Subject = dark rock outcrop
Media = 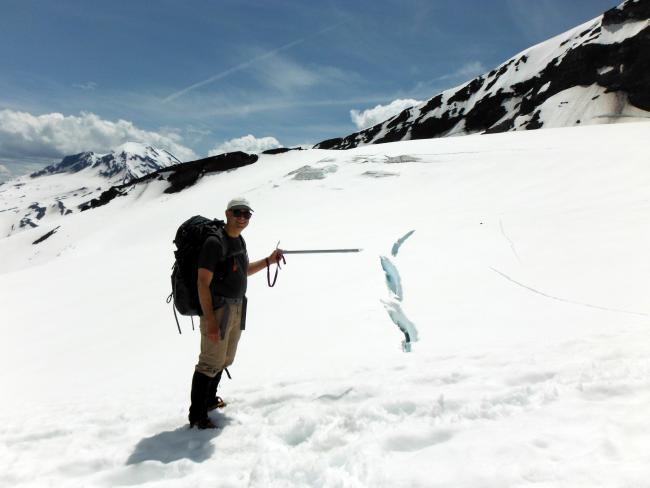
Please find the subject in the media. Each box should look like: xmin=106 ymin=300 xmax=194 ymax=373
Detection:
xmin=164 ymin=151 xmax=258 ymax=193
xmin=28 ymin=203 xmax=46 ymax=220
xmin=31 ymin=152 xmax=96 ymax=177
xmin=19 ymin=217 xmax=37 ymax=229
xmin=262 ymin=147 xmax=303 ymax=155
xmin=32 ymin=226 xmax=61 ymax=245
xmin=603 ymin=0 xmax=650 ymax=25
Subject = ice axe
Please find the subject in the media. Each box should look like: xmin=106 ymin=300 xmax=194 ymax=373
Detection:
xmin=266 ymin=242 xmax=362 ymax=286
xmin=283 ymin=248 xmax=363 ymax=254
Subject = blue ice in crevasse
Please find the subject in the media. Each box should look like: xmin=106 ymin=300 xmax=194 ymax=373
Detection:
xmin=381 ymin=299 xmax=419 ymax=352
xmin=380 ymin=256 xmax=403 ymax=300
xmin=391 ymin=230 xmax=415 ymax=257
xmin=381 ymin=230 xmax=418 ymax=352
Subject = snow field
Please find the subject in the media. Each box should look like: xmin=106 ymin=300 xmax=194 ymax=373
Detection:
xmin=1 ymin=122 xmax=649 ymax=486
xmin=2 ymin=328 xmax=649 ymax=487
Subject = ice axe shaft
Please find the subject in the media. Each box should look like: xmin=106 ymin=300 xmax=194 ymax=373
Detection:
xmin=282 ymin=249 xmax=362 ymax=254
xmin=265 ymin=247 xmax=361 ymax=288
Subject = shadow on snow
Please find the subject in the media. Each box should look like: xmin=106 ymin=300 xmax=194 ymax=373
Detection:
xmin=126 ymin=417 xmax=232 ymax=465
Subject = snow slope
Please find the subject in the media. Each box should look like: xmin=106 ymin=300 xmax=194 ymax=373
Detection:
xmin=1 ymin=123 xmax=649 ymax=487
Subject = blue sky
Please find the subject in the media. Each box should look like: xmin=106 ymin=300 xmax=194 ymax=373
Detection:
xmin=0 ymin=0 xmax=617 ymax=177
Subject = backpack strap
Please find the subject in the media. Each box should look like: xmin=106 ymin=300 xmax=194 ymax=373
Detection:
xmin=167 ymin=292 xmax=182 ymax=334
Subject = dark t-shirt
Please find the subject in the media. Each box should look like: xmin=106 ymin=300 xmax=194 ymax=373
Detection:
xmin=197 ymin=233 xmax=248 ymax=302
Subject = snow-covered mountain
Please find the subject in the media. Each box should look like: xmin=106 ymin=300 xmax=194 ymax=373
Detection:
xmin=316 ymin=0 xmax=650 ymax=149
xmin=30 ymin=142 xmax=181 ymax=184
xmin=0 ymin=142 xmax=181 ymax=236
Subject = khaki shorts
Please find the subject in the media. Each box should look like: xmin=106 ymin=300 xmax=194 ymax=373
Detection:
xmin=195 ymin=302 xmax=243 ymax=377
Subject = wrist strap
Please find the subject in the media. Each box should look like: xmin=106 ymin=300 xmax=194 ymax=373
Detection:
xmin=266 ymin=255 xmax=286 ymax=287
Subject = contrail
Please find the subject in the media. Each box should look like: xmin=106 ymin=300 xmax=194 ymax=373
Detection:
xmin=163 ymin=20 xmax=348 ymax=103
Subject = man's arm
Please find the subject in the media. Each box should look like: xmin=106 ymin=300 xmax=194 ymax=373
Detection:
xmin=197 ymin=267 xmax=220 ymax=343
xmin=248 ymin=249 xmax=285 ymax=276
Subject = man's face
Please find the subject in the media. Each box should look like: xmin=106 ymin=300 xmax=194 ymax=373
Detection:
xmin=226 ymin=207 xmax=252 ymax=231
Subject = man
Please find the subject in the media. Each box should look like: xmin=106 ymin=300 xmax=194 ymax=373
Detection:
xmin=189 ymin=197 xmax=284 ymax=429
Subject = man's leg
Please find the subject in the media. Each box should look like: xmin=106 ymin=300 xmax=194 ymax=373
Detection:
xmin=224 ymin=303 xmax=243 ymax=369
xmin=207 ymin=303 xmax=243 ymax=409
xmin=189 ymin=307 xmax=228 ymax=428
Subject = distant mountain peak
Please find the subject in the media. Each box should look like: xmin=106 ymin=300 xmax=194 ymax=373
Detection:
xmin=30 ymin=142 xmax=181 ymax=185
xmin=315 ymin=0 xmax=650 ymax=149
xmin=112 ymin=141 xmax=150 ymax=155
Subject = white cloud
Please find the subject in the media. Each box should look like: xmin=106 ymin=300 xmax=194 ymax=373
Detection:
xmin=252 ymin=56 xmax=319 ymax=92
xmin=0 ymin=109 xmax=197 ymax=162
xmin=72 ymin=81 xmax=98 ymax=91
xmin=0 ymin=164 xmax=11 ymax=184
xmin=452 ymin=61 xmax=487 ymax=80
xmin=249 ymin=54 xmax=362 ymax=94
xmin=428 ymin=61 xmax=488 ymax=84
xmin=410 ymin=60 xmax=488 ymax=98
xmin=208 ymin=135 xmax=282 ymax=156
xmin=350 ymin=99 xmax=423 ymax=130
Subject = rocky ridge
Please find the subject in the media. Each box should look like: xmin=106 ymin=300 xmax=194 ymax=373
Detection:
xmin=315 ymin=0 xmax=650 ymax=149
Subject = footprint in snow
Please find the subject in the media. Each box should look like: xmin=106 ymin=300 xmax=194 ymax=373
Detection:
xmin=384 ymin=428 xmax=454 ymax=452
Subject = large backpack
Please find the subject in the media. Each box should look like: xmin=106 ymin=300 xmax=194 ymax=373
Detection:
xmin=167 ymin=215 xmax=245 ymax=333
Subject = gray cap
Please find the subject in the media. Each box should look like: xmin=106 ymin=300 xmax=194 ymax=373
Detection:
xmin=226 ymin=197 xmax=253 ymax=212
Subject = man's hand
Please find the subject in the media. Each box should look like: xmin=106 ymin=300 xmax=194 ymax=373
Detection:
xmin=268 ymin=248 xmax=285 ymax=265
xmin=248 ymin=248 xmax=287 ymax=276
xmin=206 ymin=316 xmax=220 ymax=343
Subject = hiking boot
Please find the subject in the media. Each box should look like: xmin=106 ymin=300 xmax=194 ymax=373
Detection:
xmin=189 ymin=370 xmax=211 ymax=424
xmin=207 ymin=396 xmax=227 ymax=411
xmin=189 ymin=417 xmax=218 ymax=430
xmin=206 ymin=370 xmax=226 ymax=411
xmin=207 ymin=371 xmax=222 ymax=397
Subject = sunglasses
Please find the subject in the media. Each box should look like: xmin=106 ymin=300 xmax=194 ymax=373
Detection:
xmin=232 ymin=208 xmax=252 ymax=219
